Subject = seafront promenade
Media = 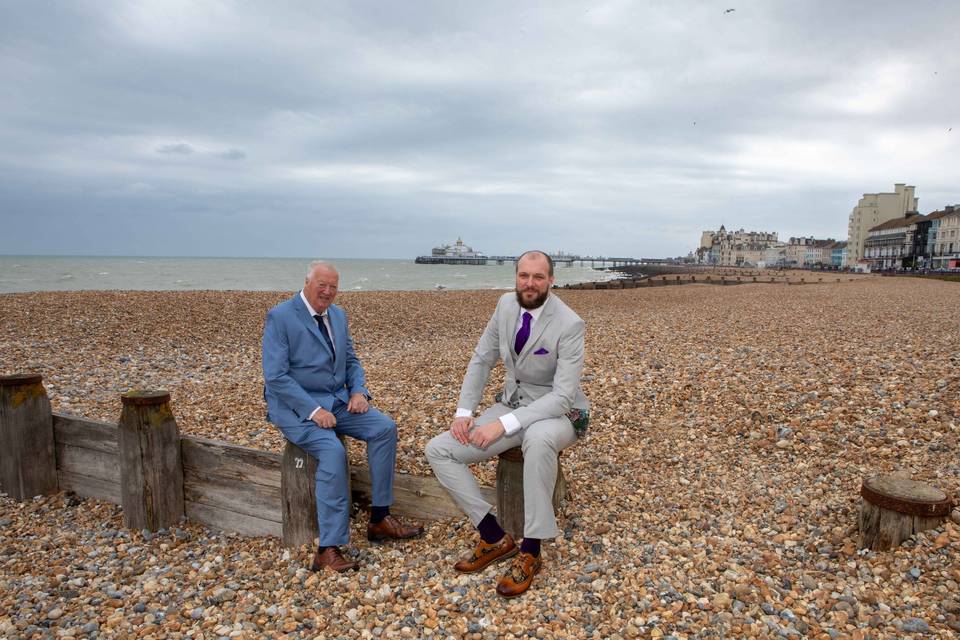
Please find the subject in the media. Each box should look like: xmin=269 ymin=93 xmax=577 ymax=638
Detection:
xmin=1 ymin=279 xmax=959 ymax=637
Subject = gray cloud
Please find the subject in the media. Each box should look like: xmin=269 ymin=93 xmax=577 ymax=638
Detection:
xmin=219 ymin=149 xmax=246 ymax=160
xmin=1 ymin=1 xmax=958 ymax=258
xmin=156 ymin=143 xmax=195 ymax=155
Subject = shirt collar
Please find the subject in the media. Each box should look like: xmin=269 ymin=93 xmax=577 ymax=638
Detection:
xmin=518 ymin=298 xmax=547 ymax=323
xmin=299 ymin=290 xmax=328 ymax=318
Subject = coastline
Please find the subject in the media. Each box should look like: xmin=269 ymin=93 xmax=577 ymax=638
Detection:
xmin=2 ymin=281 xmax=960 ymax=637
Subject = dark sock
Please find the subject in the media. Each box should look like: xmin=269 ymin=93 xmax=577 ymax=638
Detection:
xmin=520 ymin=537 xmax=541 ymax=557
xmin=477 ymin=512 xmax=506 ymax=544
xmin=317 ymin=545 xmax=333 ymax=554
xmin=370 ymin=505 xmax=390 ymax=524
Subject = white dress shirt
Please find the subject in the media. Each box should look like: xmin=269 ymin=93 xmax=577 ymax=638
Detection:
xmin=456 ymin=303 xmax=546 ymax=435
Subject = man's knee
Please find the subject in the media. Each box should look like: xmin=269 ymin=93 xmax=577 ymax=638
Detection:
xmin=521 ymin=429 xmax=560 ymax=457
xmin=367 ymin=412 xmax=398 ymax=442
xmin=424 ymin=433 xmax=449 ymax=463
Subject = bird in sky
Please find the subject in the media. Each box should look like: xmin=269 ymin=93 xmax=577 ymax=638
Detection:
xmin=724 ymin=8 xmax=736 ymax=13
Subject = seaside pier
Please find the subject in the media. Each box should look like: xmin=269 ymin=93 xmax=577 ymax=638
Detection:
xmin=415 ymin=253 xmax=649 ymax=267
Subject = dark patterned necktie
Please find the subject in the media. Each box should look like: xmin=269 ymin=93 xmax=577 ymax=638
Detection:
xmin=314 ymin=314 xmax=335 ymax=358
xmin=514 ymin=311 xmax=532 ymax=354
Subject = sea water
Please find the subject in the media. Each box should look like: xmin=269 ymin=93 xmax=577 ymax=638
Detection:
xmin=0 ymin=256 xmax=622 ymax=293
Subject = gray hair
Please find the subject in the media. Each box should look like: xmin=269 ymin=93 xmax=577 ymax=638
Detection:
xmin=306 ymin=260 xmax=339 ymax=279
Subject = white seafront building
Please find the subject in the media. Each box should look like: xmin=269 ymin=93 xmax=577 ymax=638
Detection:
xmin=845 ymin=183 xmax=918 ymax=268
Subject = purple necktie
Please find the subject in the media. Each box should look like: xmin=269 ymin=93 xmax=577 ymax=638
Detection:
xmin=514 ymin=311 xmax=532 ymax=354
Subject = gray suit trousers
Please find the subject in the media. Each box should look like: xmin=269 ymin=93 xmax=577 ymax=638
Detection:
xmin=425 ymin=403 xmax=577 ymax=539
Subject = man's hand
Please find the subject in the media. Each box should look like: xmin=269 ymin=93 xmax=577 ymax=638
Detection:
xmin=468 ymin=420 xmax=505 ymax=450
xmin=312 ymin=408 xmax=337 ymax=428
xmin=449 ymin=416 xmax=475 ymax=445
xmin=347 ymin=392 xmax=369 ymax=414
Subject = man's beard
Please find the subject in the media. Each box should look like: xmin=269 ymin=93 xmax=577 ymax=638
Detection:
xmin=516 ymin=287 xmax=549 ymax=310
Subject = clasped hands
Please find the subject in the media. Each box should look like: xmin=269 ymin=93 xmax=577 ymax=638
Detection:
xmin=450 ymin=416 xmax=505 ymax=450
xmin=311 ymin=392 xmax=369 ymax=428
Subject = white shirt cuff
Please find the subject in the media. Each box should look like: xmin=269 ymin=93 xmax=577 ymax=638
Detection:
xmin=455 ymin=408 xmax=473 ymax=418
xmin=499 ymin=412 xmax=521 ymax=435
xmin=308 ymin=406 xmax=323 ymax=421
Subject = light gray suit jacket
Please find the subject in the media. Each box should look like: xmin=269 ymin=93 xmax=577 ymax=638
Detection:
xmin=458 ymin=292 xmax=589 ymax=429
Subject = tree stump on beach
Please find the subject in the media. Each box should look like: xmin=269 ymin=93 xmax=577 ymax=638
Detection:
xmin=118 ymin=390 xmax=185 ymax=531
xmin=859 ymin=476 xmax=953 ymax=551
xmin=496 ymin=447 xmax=565 ymax=540
xmin=0 ymin=374 xmax=58 ymax=500
xmin=281 ymin=435 xmax=352 ymax=548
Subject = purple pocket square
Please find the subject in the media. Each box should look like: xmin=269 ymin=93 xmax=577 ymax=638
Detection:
xmin=534 ymin=347 xmax=550 ymax=355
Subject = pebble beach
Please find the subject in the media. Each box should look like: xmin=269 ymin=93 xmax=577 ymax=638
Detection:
xmin=2 ymin=277 xmax=960 ymax=639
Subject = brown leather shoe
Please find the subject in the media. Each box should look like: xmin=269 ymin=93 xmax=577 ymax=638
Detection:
xmin=367 ymin=515 xmax=424 ymax=542
xmin=496 ymin=552 xmax=542 ymax=598
xmin=310 ymin=547 xmax=358 ymax=573
xmin=454 ymin=534 xmax=518 ymax=573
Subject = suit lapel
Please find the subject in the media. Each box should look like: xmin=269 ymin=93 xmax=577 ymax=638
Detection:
xmin=502 ymin=295 xmax=520 ymax=362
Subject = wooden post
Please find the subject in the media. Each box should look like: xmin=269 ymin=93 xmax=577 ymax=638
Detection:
xmin=118 ymin=390 xmax=184 ymax=531
xmin=281 ymin=435 xmax=351 ymax=548
xmin=496 ymin=447 xmax=565 ymax=540
xmin=859 ymin=476 xmax=953 ymax=551
xmin=0 ymin=374 xmax=57 ymax=500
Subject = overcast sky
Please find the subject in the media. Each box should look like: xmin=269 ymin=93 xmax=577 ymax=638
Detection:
xmin=1 ymin=1 xmax=957 ymax=259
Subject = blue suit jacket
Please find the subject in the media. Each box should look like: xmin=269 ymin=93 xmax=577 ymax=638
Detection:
xmin=262 ymin=293 xmax=369 ymax=427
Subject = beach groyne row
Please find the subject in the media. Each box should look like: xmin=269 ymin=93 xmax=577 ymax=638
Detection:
xmin=564 ymin=272 xmax=864 ymax=290
xmin=0 ymin=374 xmax=490 ymax=545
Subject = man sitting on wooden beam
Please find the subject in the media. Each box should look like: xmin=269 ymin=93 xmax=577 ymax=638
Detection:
xmin=425 ymin=250 xmax=590 ymax=597
xmin=262 ymin=260 xmax=422 ymax=572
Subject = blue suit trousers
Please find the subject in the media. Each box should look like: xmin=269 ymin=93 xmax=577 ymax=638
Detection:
xmin=278 ymin=401 xmax=397 ymax=546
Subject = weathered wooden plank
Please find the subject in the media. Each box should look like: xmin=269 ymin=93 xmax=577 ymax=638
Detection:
xmin=186 ymin=501 xmax=282 ymax=538
xmin=52 ymin=413 xmax=118 ymax=454
xmin=350 ymin=468 xmax=496 ymax=522
xmin=180 ymin=436 xmax=281 ymax=488
xmin=0 ymin=374 xmax=58 ymax=500
xmin=118 ymin=391 xmax=185 ymax=531
xmin=56 ymin=443 xmax=120 ymax=484
xmin=58 ymin=470 xmax=121 ymax=504
xmin=183 ymin=473 xmax=281 ymax=523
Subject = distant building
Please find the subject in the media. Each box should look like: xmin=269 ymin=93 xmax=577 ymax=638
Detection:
xmin=845 ymin=183 xmax=918 ymax=267
xmin=780 ymin=236 xmax=836 ymax=267
xmin=828 ymin=241 xmax=848 ymax=267
xmin=862 ymin=212 xmax=922 ymax=270
xmin=697 ymin=225 xmax=778 ymax=266
xmin=431 ymin=237 xmax=483 ymax=257
xmin=861 ymin=206 xmax=960 ymax=271
xmin=931 ymin=205 xmax=960 ymax=270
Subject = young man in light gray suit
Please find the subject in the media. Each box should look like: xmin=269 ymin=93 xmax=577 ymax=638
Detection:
xmin=426 ymin=250 xmax=589 ymax=597
xmin=263 ymin=261 xmax=422 ymax=573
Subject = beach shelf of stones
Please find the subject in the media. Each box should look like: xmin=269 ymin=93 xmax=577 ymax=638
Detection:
xmin=0 ymin=374 xmax=496 ymax=548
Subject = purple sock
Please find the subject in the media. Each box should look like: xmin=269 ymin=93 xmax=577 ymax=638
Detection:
xmin=520 ymin=538 xmax=541 ymax=557
xmin=477 ymin=512 xmax=506 ymax=544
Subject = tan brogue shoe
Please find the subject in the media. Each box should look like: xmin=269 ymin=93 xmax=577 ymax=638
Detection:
xmin=367 ymin=515 xmax=424 ymax=542
xmin=454 ymin=534 xmax=518 ymax=573
xmin=496 ymin=552 xmax=542 ymax=598
xmin=310 ymin=547 xmax=358 ymax=573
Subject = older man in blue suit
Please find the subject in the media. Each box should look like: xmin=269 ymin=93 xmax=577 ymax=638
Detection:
xmin=263 ymin=260 xmax=422 ymax=572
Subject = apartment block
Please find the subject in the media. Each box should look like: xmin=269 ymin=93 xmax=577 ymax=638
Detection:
xmin=845 ymin=183 xmax=918 ymax=267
